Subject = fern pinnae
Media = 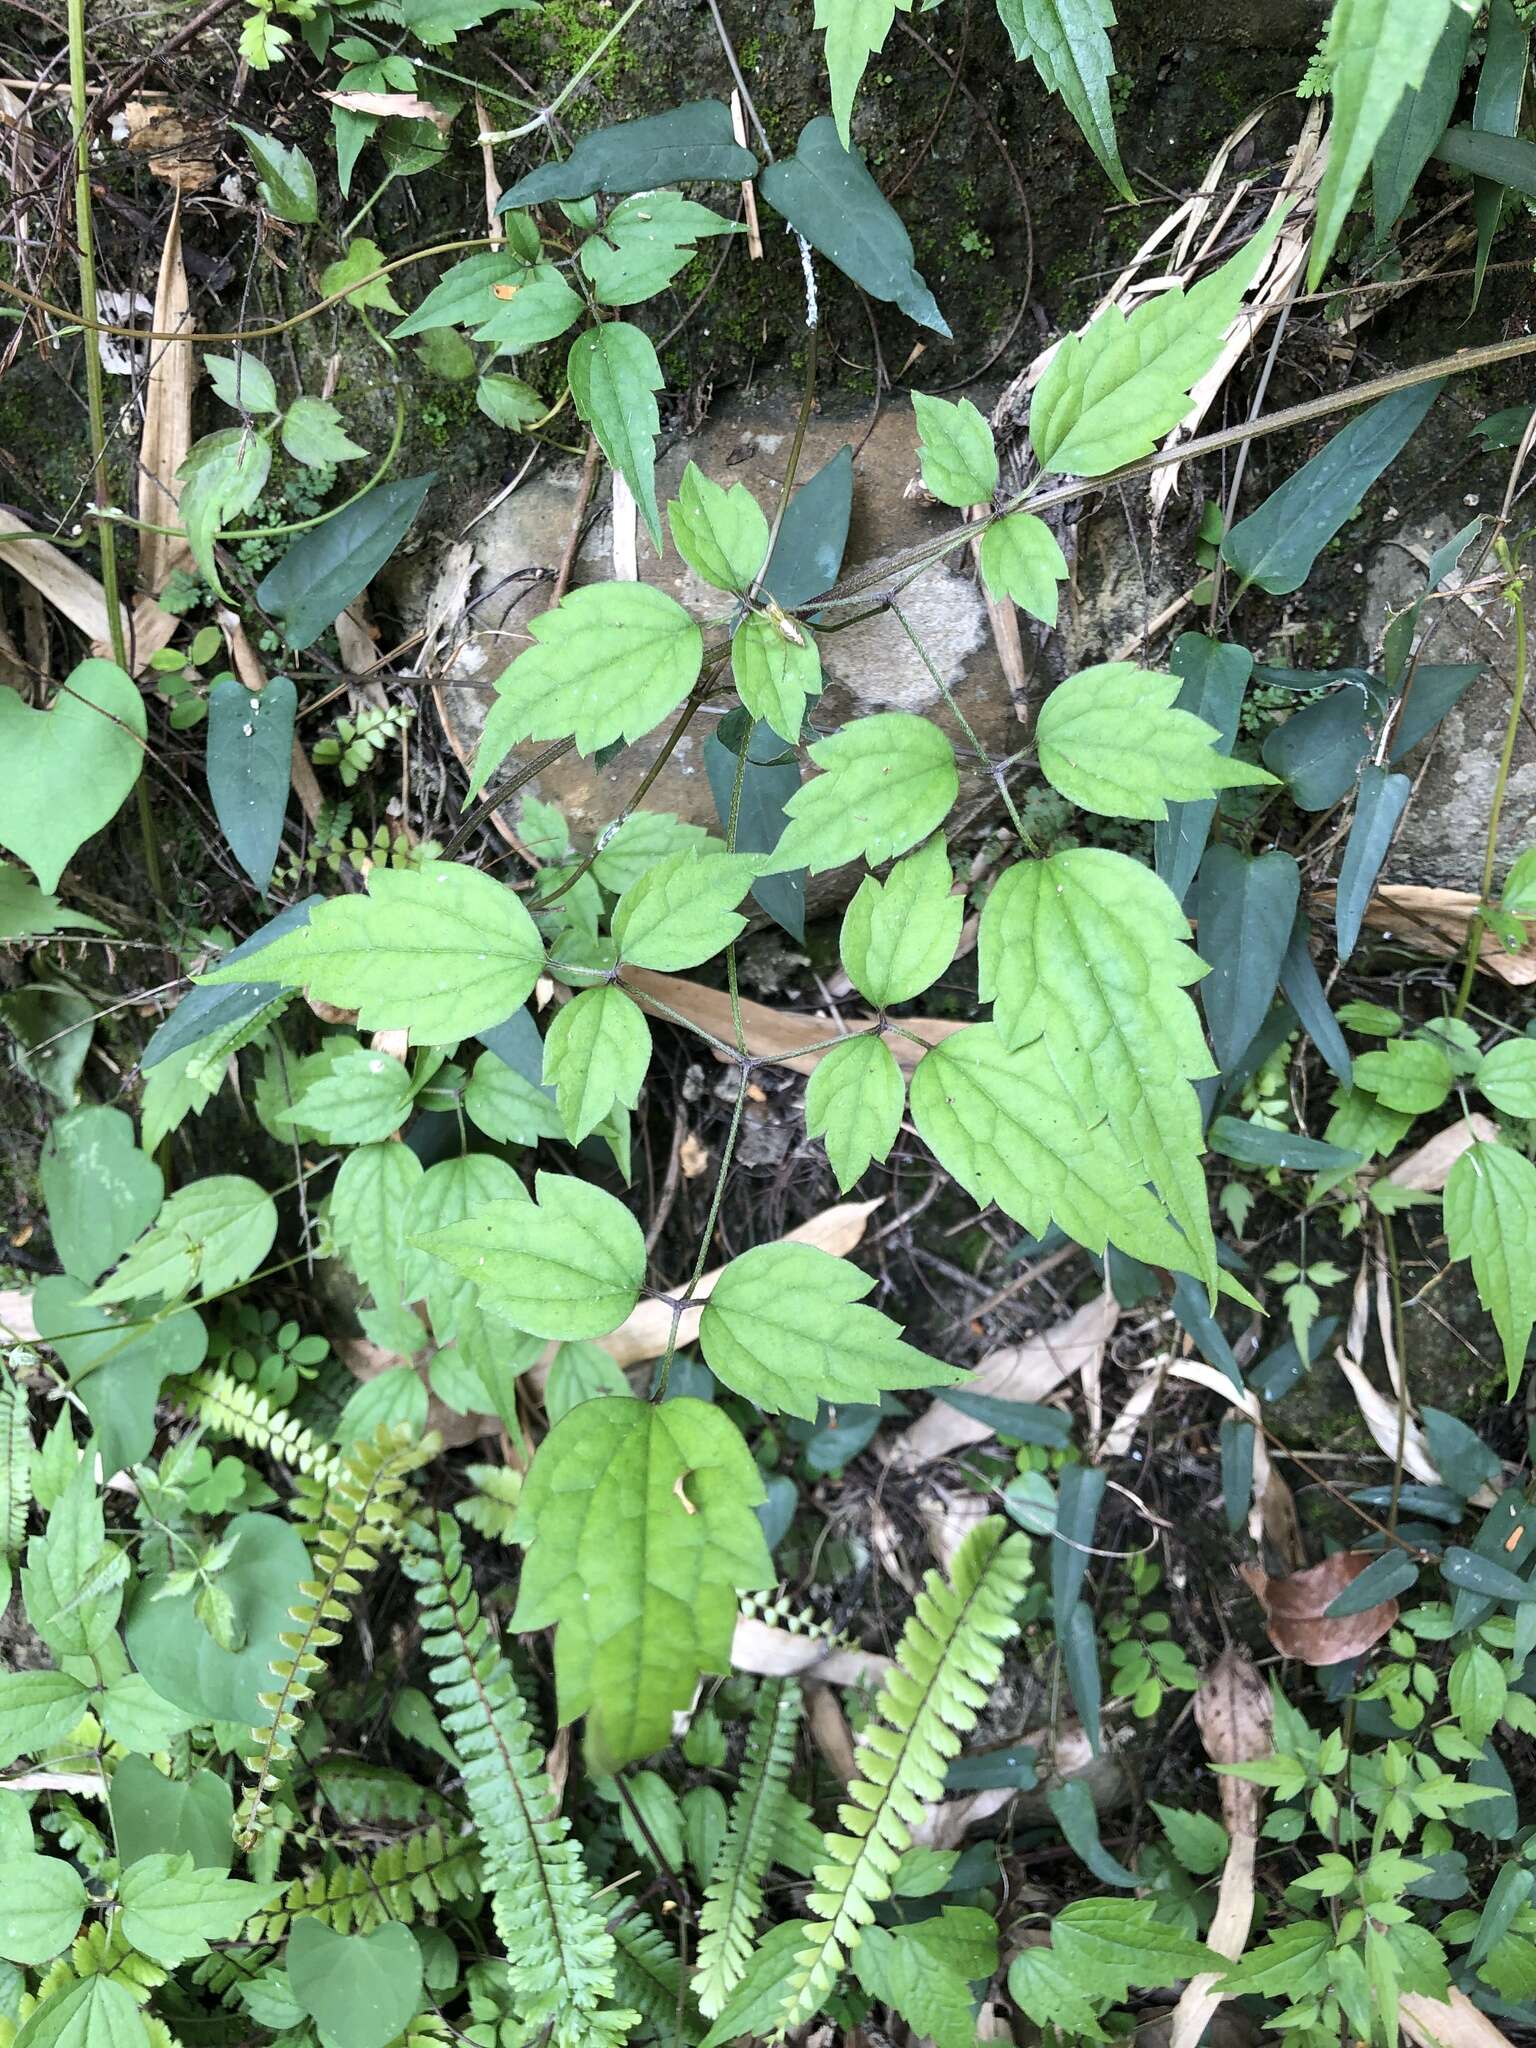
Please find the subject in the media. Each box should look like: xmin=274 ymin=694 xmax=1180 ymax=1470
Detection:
xmin=693 ymin=1677 xmax=802 ymax=2019
xmin=170 ymin=1364 xmax=343 ymax=1485
xmin=238 ymin=1422 xmax=432 ymax=1845
xmin=775 ymin=1516 xmax=1031 ymax=2033
xmin=0 ymin=1361 xmax=32 ymax=1558
xmin=403 ymin=1513 xmax=636 ymax=2048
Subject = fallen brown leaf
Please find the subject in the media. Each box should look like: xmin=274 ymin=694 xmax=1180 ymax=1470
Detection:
xmin=120 ymin=101 xmax=216 ymax=191
xmin=137 ymin=201 xmax=194 ymax=595
xmin=1403 ymin=1989 xmax=1521 ymax=2048
xmin=622 ymin=966 xmax=963 ymax=1077
xmin=1383 ymin=1112 xmax=1501 ymax=1192
xmin=1240 ymin=1550 xmax=1400 ymax=1665
xmin=730 ymin=1616 xmax=893 ymax=1689
xmin=320 ymin=89 xmax=444 ymax=121
xmin=0 ymin=510 xmax=178 ymax=674
xmin=1316 ymin=883 xmax=1536 ymax=987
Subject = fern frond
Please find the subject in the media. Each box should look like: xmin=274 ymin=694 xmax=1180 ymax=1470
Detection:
xmin=169 ymin=1366 xmax=343 ymax=1485
xmin=693 ymin=1678 xmax=802 ymax=2019
xmin=610 ymin=1911 xmax=702 ymax=2042
xmin=30 ymin=1921 xmax=167 ymax=2007
xmin=239 ymin=1423 xmax=434 ymax=1845
xmin=312 ymin=1757 xmax=450 ymax=1827
xmin=776 ymin=1516 xmax=1031 ymax=2032
xmin=0 ymin=1363 xmax=32 ymax=1556
xmin=454 ymin=1462 xmax=521 ymax=1546
xmin=241 ymin=1823 xmax=482 ymax=1943
xmin=403 ymin=1514 xmax=636 ymax=2048
xmin=737 ymin=1590 xmax=849 ymax=1649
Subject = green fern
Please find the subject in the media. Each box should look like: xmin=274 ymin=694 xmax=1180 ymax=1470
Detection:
xmin=776 ymin=1516 xmax=1031 ymax=2031
xmin=693 ymin=1678 xmax=801 ymax=2019
xmin=239 ymin=1423 xmax=434 ymax=1844
xmin=170 ymin=1365 xmax=343 ymax=1485
xmin=454 ymin=1462 xmax=521 ymax=1546
xmin=242 ymin=1823 xmax=482 ymax=1942
xmin=610 ymin=1910 xmax=702 ymax=2042
xmin=0 ymin=1360 xmax=32 ymax=1558
xmin=403 ymin=1514 xmax=637 ymax=2048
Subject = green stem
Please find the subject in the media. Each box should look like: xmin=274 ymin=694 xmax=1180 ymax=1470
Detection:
xmin=67 ymin=0 xmax=163 ymax=898
xmin=481 ymin=0 xmax=649 ymax=141
xmin=1454 ymin=547 xmax=1526 ymax=1018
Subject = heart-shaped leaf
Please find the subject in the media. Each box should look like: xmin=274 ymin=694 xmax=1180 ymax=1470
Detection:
xmin=0 ymin=661 xmax=145 ymax=892
xmin=30 ymin=1275 xmax=206 ymax=1478
xmin=285 ymin=1919 xmax=423 ymax=2048
xmin=40 ymin=1106 xmax=163 ymax=1285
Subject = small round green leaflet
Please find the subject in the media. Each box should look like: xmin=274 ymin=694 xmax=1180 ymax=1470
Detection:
xmin=285 ymin=1919 xmax=424 ymax=2048
xmin=126 ymin=1511 xmax=312 ymax=1724
xmin=0 ymin=1853 xmax=86 ymax=1964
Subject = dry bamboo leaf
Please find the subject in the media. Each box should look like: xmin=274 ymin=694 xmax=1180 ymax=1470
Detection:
xmin=1315 ymin=883 xmax=1536 ymax=987
xmin=1239 ymin=1550 xmax=1400 ymax=1665
xmin=730 ymin=1616 xmax=893 ymax=1689
xmin=0 ymin=84 xmax=34 ymax=251
xmin=1402 ymin=1990 xmax=1521 ymax=2048
xmin=334 ymin=603 xmax=378 ymax=675
xmin=1383 ymin=1112 xmax=1500 ymax=1192
xmin=474 ymin=92 xmax=504 ymax=245
xmin=0 ymin=1291 xmax=38 ymax=1343
xmin=1333 ymin=1347 xmax=1441 ymax=1486
xmin=623 ymin=967 xmax=963 ymax=1077
xmin=890 ymin=1292 xmax=1117 ymax=1469
xmin=320 ymin=89 xmax=444 ymax=121
xmin=0 ymin=510 xmax=128 ymax=649
xmin=1168 ymin=1653 xmax=1272 ymax=2048
xmin=217 ymin=606 xmax=266 ymax=693
xmin=138 ymin=202 xmax=194 ymax=595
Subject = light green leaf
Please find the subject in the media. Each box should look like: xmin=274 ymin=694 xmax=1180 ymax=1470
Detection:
xmin=978 ymin=848 xmax=1216 ymax=1289
xmin=1355 ymin=1037 xmax=1454 ymax=1114
xmin=912 ymin=391 xmax=998 ymax=508
xmin=543 ymin=986 xmax=651 ymax=1143
xmin=21 ymin=1469 xmax=127 ymax=1657
xmin=110 ymin=1758 xmax=235 ymax=1873
xmin=1036 ymin=663 xmax=1275 ymax=820
xmin=1053 ymin=1897 xmax=1222 ymax=2001
xmin=0 ymin=1671 xmax=90 ymax=1768
xmin=40 ymin=1104 xmax=162 ymax=1287
xmin=417 ymin=1170 xmax=644 ymax=1339
xmin=86 ymin=1175 xmax=277 ymax=1305
xmin=804 ymin=1034 xmax=905 ymax=1190
xmin=699 ymin=1241 xmax=954 ymax=1418
xmin=978 ymin=510 xmax=1068 ymax=626
xmin=731 ymin=614 xmax=822 ymax=743
xmin=98 ymin=1675 xmax=199 ymax=1754
xmin=178 ymin=430 xmax=272 ymax=599
xmin=470 ymin=264 xmax=585 ymax=349
xmin=476 ymin=373 xmax=545 ymax=430
xmin=817 ymin=0 xmax=897 ymax=146
xmin=463 ymin=1048 xmax=566 ymax=1146
xmin=205 ymin=354 xmax=279 ymax=415
xmin=118 ymin=1854 xmax=274 ymax=1968
xmin=854 ymin=1909 xmax=999 ymax=2048
xmin=1479 ymin=1037 xmax=1536 ymax=1118
xmin=327 ymin=1140 xmax=424 ymax=1296
xmin=580 ymin=191 xmax=738 ymax=306
xmin=1150 ymin=1801 xmax=1230 ymax=1875
xmin=286 ymin=1919 xmax=423 ymax=2048
xmin=392 ymin=250 xmax=530 ymax=336
xmin=1007 ymin=1945 xmax=1108 ymax=2041
xmin=0 ymin=1855 xmax=86 ymax=1964
xmin=840 ymin=832 xmax=962 ymax=1006
xmin=1030 ymin=208 xmax=1284 ymax=475
xmin=401 ymin=1153 xmax=529 ymax=1348
xmin=568 ymin=322 xmax=666 ymax=550
xmin=1217 ymin=1919 xmax=1334 ymax=1995
xmin=11 ymin=1972 xmax=147 ymax=2048
xmin=669 ymin=462 xmax=770 ymax=592
xmin=0 ymin=660 xmax=146 ymax=894
xmin=513 ymin=1397 xmax=773 ymax=1770
xmin=611 ymin=846 xmax=757 ymax=970
xmin=319 ymin=236 xmax=402 ymax=314
xmin=909 ymin=1024 xmax=1199 ymax=1273
xmin=474 ymin=583 xmax=702 ymax=784
xmin=591 ymin=812 xmax=715 ymax=892
xmin=238 ymin=14 xmax=291 ymax=66
xmin=200 ymin=862 xmax=544 ymax=1046
xmin=275 ymin=1044 xmax=415 ymax=1143
xmin=0 ymin=864 xmax=111 ymax=941
xmin=764 ymin=713 xmax=958 ymax=876
xmin=1311 ymin=0 xmax=1454 ymax=289
xmin=1502 ymin=846 xmax=1536 ymax=914
xmin=1445 ymin=1140 xmax=1536 ymax=1393
xmin=281 ymin=398 xmax=367 ymax=467
xmin=1449 ymin=1643 xmax=1506 ymax=1746
xmin=996 ymin=0 xmax=1132 ymax=200
xmin=233 ymin=125 xmax=317 ymax=222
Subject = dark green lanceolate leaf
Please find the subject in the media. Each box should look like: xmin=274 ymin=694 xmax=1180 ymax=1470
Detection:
xmin=542 ymin=986 xmax=650 ymax=1143
xmin=499 ymin=101 xmax=756 ymax=209
xmin=1171 ymin=1274 xmax=1242 ymax=1393
xmin=1324 ymin=1550 xmax=1420 ymax=1616
xmin=580 ymin=190 xmax=738 ymax=306
xmin=698 ymin=1241 xmax=956 ymax=1419
xmin=87 ymin=1175 xmax=277 ymax=1306
xmin=1208 ymin=1117 xmax=1361 ymax=1172
xmin=1390 ymin=663 xmax=1485 ymax=760
xmin=979 ymin=848 xmax=1216 ymax=1289
xmin=40 ymin=1105 xmax=161 ymax=1286
xmin=978 ymin=510 xmax=1069 ymax=626
xmin=1036 ymin=664 xmax=1273 ymax=820
xmin=1052 ymin=1462 xmax=1105 ymax=1626
xmin=912 ymin=392 xmax=998 ymax=507
xmin=909 ymin=1025 xmax=1198 ymax=1274
xmin=803 ymin=1035 xmax=905 ymax=1189
xmin=1336 ymin=765 xmax=1412 ymax=962
xmin=1220 ymin=1417 xmax=1255 ymax=1534
xmin=1420 ymin=1406 xmax=1501 ymax=1502
xmin=939 ymin=1389 xmax=1072 ymax=1446
xmin=611 ymin=846 xmax=758 ymax=969
xmin=0 ymin=660 xmax=145 ymax=894
xmin=256 ymin=476 xmax=434 ymax=651
xmin=1152 ymin=635 xmax=1253 ymax=904
xmin=1468 ymin=0 xmax=1527 ymax=305
xmin=704 ymin=724 xmax=805 ymax=939
xmin=127 ymin=1512 xmax=312 ymax=1724
xmin=568 ymin=322 xmax=666 ymax=549
xmin=1030 ymin=208 xmax=1283 ymax=476
xmin=1194 ymin=845 xmax=1299 ymax=1073
xmin=513 ymin=1397 xmax=773 ymax=1770
xmin=1479 ymin=1037 xmax=1536 ymax=1117
xmin=207 ymin=675 xmax=295 ymax=893
xmin=840 ymin=833 xmax=962 ymax=1006
xmin=669 ymin=462 xmax=770 ymax=593
xmin=286 ymin=1919 xmax=423 ymax=2048
xmin=416 ymin=1171 xmax=644 ymax=1339
xmin=1048 ymin=1777 xmax=1138 ymax=1887
xmin=762 ymin=445 xmax=854 ymax=608
xmin=1441 ymin=1547 xmax=1536 ymax=1603
xmin=1310 ymin=0 xmax=1454 ymax=287
xmin=1445 ymin=1141 xmax=1536 ymax=1393
xmin=232 ymin=124 xmax=318 ymax=221
xmin=759 ymin=116 xmax=949 ymax=335
xmin=764 ymin=713 xmax=958 ymax=875
xmin=201 ymin=862 xmax=543 ymax=1045
xmin=995 ymin=0 xmax=1131 ymax=197
xmin=1281 ymin=913 xmax=1353 ymax=1087
xmin=474 ymin=582 xmax=702 ymax=780
xmin=731 ymin=611 xmax=823 ymax=743
xmin=1261 ymin=687 xmax=1374 ymax=812
xmin=1373 ymin=4 xmax=1473 ymax=231
xmin=141 ymin=894 xmax=317 ymax=1069
xmin=1222 ymin=382 xmax=1442 ymax=595
xmin=1436 ymin=124 xmax=1536 ymax=200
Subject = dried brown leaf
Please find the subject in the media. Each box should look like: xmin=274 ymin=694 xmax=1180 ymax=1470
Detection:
xmin=138 ymin=202 xmax=194 ymax=595
xmin=1402 ymin=1990 xmax=1521 ymax=2048
xmin=1316 ymin=883 xmax=1536 ymax=987
xmin=623 ymin=967 xmax=963 ymax=1077
xmin=1239 ymin=1550 xmax=1399 ymax=1665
